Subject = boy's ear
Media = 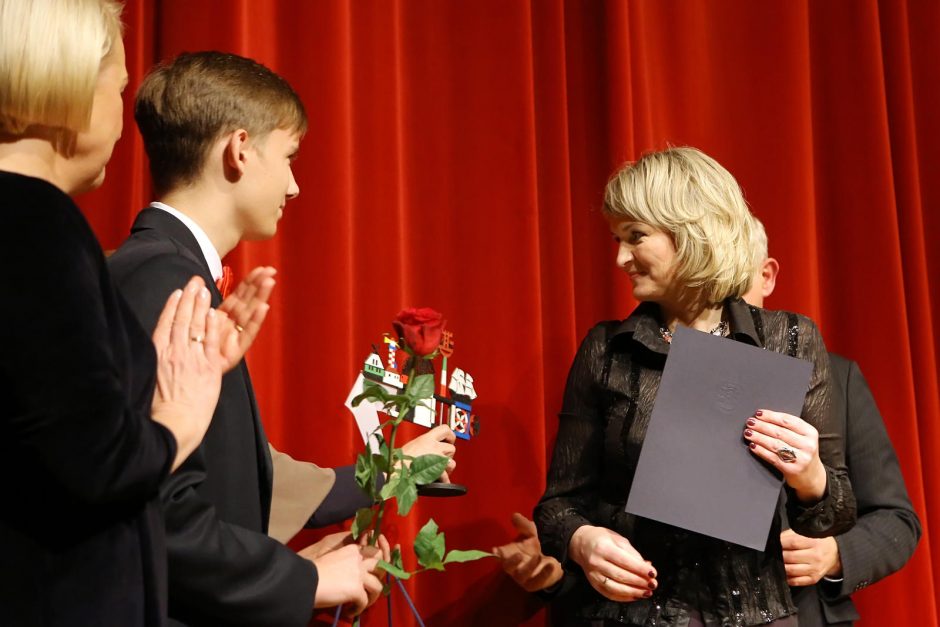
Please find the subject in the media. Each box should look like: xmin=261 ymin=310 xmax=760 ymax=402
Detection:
xmin=222 ymin=129 xmax=251 ymax=180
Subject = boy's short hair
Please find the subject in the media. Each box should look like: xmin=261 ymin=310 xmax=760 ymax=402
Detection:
xmin=603 ymin=146 xmax=758 ymax=306
xmin=135 ymin=51 xmax=307 ymax=194
xmin=0 ymin=0 xmax=123 ymax=141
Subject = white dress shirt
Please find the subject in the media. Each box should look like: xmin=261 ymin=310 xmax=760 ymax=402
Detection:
xmin=150 ymin=201 xmax=224 ymax=281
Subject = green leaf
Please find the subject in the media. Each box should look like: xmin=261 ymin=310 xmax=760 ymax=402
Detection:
xmin=409 ymin=454 xmax=450 ymax=485
xmin=395 ymin=480 xmax=418 ymax=516
xmin=414 ymin=518 xmax=446 ymax=571
xmin=379 ymin=471 xmax=401 ymax=502
xmin=408 ymin=374 xmax=435 ymax=400
xmin=375 ymin=432 xmax=389 ymax=455
xmin=391 ymin=546 xmax=404 ymax=571
xmin=371 ymin=453 xmax=390 ymax=474
xmin=352 ymin=380 xmax=391 ymax=407
xmin=354 ymin=451 xmax=374 ymax=494
xmin=391 ymin=395 xmax=413 ymax=413
xmin=376 ymin=559 xmax=411 ymax=580
xmin=351 ymin=507 xmax=374 ymax=539
xmin=382 ymin=464 xmax=419 ymax=516
xmin=443 ymin=549 xmax=494 ymax=564
xmin=350 ymin=393 xmax=368 ymax=407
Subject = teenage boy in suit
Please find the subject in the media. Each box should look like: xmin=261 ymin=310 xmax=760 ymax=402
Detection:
xmin=110 ymin=51 xmax=457 ymax=626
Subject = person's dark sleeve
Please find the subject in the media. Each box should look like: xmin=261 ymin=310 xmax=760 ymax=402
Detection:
xmin=534 ymin=325 xmax=607 ymax=564
xmin=1 ymin=192 xmax=174 ymax=526
xmin=822 ymin=358 xmax=921 ymax=599
xmin=535 ymin=570 xmax=579 ymax=601
xmin=307 ymin=465 xmax=375 ymax=527
xmin=784 ymin=317 xmax=857 ymax=537
xmin=113 ymin=251 xmax=317 ymax=626
xmin=162 ymin=452 xmax=317 ymax=626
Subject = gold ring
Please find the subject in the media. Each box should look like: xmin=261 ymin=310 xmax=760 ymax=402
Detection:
xmin=234 ymin=324 xmax=244 ymax=333
xmin=191 ymin=335 xmax=204 ymax=343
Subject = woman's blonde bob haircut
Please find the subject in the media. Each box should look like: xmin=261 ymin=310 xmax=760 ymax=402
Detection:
xmin=603 ymin=146 xmax=758 ymax=306
xmin=0 ymin=0 xmax=123 ymax=137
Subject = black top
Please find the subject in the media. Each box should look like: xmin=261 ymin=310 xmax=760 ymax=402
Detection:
xmin=109 ymin=207 xmax=369 ymax=627
xmin=536 ymin=299 xmax=856 ymax=626
xmin=0 ymin=171 xmax=176 ymax=626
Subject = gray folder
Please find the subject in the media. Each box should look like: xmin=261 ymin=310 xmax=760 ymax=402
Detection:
xmin=625 ymin=325 xmax=813 ymax=551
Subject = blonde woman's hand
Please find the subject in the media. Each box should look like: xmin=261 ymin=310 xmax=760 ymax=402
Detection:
xmin=568 ymin=525 xmax=657 ymax=602
xmin=743 ymin=409 xmax=828 ymax=502
xmin=150 ymin=276 xmax=224 ymax=471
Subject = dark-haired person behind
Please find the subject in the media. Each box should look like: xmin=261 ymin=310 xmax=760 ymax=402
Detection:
xmin=0 ymin=1 xmax=271 ymax=625
xmin=534 ymin=147 xmax=856 ymax=626
xmin=745 ymin=220 xmax=920 ymax=626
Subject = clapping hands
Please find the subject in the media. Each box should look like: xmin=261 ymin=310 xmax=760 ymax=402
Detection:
xmin=215 ymin=266 xmax=277 ymax=372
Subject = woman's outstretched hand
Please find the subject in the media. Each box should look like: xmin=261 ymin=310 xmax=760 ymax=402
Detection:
xmin=743 ymin=409 xmax=828 ymax=502
xmin=568 ymin=525 xmax=657 ymax=602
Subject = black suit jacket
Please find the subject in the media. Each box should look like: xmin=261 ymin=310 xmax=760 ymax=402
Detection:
xmin=1 ymin=173 xmax=176 ymax=626
xmin=792 ymin=353 xmax=921 ymax=626
xmin=109 ymin=208 xmax=320 ymax=626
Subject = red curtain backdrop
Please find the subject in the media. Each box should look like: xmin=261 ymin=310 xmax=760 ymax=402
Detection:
xmin=77 ymin=1 xmax=939 ymax=625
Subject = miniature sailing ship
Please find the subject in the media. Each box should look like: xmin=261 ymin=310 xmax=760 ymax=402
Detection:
xmin=359 ymin=331 xmax=480 ymax=441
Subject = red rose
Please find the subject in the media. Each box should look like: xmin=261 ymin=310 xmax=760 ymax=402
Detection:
xmin=392 ymin=307 xmax=446 ymax=357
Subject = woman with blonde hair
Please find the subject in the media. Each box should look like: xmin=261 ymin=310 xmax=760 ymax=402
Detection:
xmin=0 ymin=1 xmax=272 ymax=624
xmin=535 ymin=147 xmax=855 ymax=626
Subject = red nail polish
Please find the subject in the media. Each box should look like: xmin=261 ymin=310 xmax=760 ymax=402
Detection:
xmin=755 ymin=410 xmax=763 ymax=416
xmin=648 ymin=581 xmax=657 ymax=590
xmin=744 ymin=429 xmax=753 ymax=437
xmin=746 ymin=417 xmax=756 ymax=426
xmin=648 ymin=570 xmax=655 ymax=578
xmin=749 ymin=442 xmax=757 ymax=449
xmin=644 ymin=590 xmax=652 ymax=598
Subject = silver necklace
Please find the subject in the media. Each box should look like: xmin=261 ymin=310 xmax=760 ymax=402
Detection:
xmin=659 ymin=320 xmax=728 ymax=344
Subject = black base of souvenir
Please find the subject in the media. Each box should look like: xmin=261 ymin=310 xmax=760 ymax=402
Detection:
xmin=418 ymin=481 xmax=467 ymax=497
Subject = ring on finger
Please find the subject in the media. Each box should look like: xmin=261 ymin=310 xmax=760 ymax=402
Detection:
xmin=776 ymin=444 xmax=798 ymax=463
xmin=191 ymin=335 xmax=205 ymax=343
xmin=601 ymin=576 xmax=609 ymax=586
xmin=234 ymin=324 xmax=244 ymax=333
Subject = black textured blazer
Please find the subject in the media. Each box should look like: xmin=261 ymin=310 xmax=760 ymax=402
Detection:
xmin=536 ymin=299 xmax=856 ymax=626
